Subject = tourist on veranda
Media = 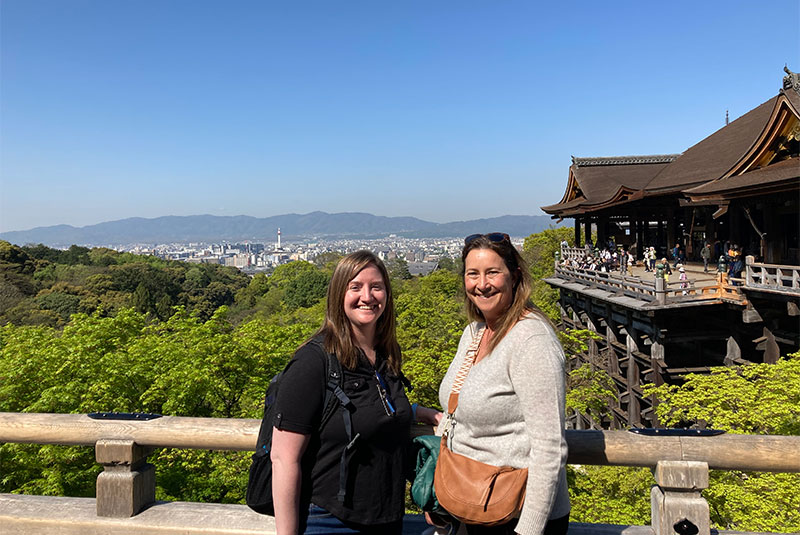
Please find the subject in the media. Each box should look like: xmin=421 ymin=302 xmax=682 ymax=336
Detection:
xmin=700 ymin=242 xmax=711 ymax=273
xmin=660 ymin=258 xmax=672 ymax=282
xmin=679 ymin=265 xmax=689 ymax=295
xmin=728 ymin=244 xmax=744 ymax=285
xmin=271 ymin=251 xmax=442 ymax=535
xmin=437 ymin=233 xmax=570 ymax=535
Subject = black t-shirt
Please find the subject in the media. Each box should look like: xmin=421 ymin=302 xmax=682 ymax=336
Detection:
xmin=273 ymin=340 xmax=412 ymax=524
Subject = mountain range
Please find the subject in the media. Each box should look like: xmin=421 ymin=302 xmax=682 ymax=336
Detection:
xmin=0 ymin=212 xmax=559 ymax=247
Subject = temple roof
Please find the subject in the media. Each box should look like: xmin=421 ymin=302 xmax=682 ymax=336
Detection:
xmin=683 ymin=156 xmax=799 ymax=198
xmin=542 ymin=70 xmax=800 ymax=218
xmin=541 ymin=156 xmax=676 ymax=215
xmin=642 ymin=96 xmax=779 ymax=192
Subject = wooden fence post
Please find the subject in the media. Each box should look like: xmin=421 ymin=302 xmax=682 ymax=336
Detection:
xmin=651 ymin=460 xmax=710 ymax=535
xmin=95 ymin=439 xmax=155 ymax=517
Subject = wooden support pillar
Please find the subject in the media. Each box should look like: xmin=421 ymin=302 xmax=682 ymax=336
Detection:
xmin=650 ymin=341 xmax=665 ymax=427
xmin=96 ymin=439 xmax=155 ymax=518
xmin=575 ymin=218 xmax=582 ymax=247
xmin=628 ymin=215 xmax=635 ymax=247
xmin=607 ymin=325 xmax=621 ymax=377
xmin=584 ymin=219 xmax=592 ymax=247
xmin=598 ymin=217 xmax=608 ymax=248
xmin=637 ymin=219 xmax=646 ymax=259
xmin=626 ymin=331 xmax=642 ymax=427
xmin=586 ymin=314 xmax=599 ymax=369
xmin=657 ymin=219 xmax=665 ymax=253
xmin=605 ymin=324 xmax=621 ymax=429
xmin=666 ymin=208 xmax=676 ymax=254
xmin=651 ymin=461 xmax=710 ymax=535
xmin=655 ymin=277 xmax=667 ymax=305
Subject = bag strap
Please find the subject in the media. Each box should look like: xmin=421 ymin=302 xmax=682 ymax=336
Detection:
xmin=307 ymin=338 xmax=358 ymax=504
xmin=447 ymin=325 xmax=486 ymax=415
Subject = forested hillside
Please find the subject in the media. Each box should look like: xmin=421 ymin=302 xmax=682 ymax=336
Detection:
xmin=1 ymin=234 xmax=797 ymax=531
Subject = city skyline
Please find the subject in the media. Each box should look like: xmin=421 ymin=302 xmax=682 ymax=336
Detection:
xmin=2 ymin=1 xmax=798 ymax=232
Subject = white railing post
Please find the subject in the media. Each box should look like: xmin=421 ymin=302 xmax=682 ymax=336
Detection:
xmin=651 ymin=460 xmax=710 ymax=535
xmin=95 ymin=439 xmax=155 ymax=517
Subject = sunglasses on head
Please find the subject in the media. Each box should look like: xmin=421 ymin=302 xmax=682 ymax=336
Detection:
xmin=464 ymin=233 xmax=511 ymax=245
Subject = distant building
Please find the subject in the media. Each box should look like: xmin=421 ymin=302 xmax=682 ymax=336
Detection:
xmin=407 ymin=261 xmax=438 ymax=277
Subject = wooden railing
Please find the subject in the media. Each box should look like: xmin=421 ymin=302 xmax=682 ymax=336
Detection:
xmin=551 ymin=263 xmax=736 ymax=305
xmin=1 ymin=412 xmax=799 ymax=535
xmin=745 ymin=255 xmax=800 ymax=293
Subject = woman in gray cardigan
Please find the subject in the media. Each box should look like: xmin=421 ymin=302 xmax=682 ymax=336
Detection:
xmin=438 ymin=233 xmax=570 ymax=535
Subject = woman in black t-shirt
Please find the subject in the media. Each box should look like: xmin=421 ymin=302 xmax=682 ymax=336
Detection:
xmin=271 ymin=251 xmax=441 ymax=534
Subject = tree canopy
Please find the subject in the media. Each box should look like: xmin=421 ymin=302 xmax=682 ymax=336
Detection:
xmin=0 ymin=234 xmax=796 ymax=532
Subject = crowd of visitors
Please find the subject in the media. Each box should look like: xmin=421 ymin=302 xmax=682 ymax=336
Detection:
xmin=558 ymin=238 xmax=747 ymax=283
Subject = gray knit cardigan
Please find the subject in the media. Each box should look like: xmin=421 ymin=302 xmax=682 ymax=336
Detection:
xmin=438 ymin=313 xmax=571 ymax=535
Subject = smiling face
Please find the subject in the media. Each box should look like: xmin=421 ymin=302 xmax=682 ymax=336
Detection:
xmin=464 ymin=248 xmax=516 ymax=327
xmin=343 ymin=264 xmax=387 ymax=335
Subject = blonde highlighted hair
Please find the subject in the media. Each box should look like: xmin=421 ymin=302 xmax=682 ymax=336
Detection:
xmin=461 ymin=235 xmax=549 ymax=353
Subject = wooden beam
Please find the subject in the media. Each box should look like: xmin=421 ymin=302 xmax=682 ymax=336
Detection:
xmin=2 ymin=413 xmax=799 ymax=472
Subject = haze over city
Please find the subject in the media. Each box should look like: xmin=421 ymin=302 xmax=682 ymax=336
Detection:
xmin=1 ymin=1 xmax=798 ymax=233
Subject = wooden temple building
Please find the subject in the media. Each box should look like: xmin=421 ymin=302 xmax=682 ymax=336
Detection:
xmin=541 ymin=68 xmax=800 ymax=429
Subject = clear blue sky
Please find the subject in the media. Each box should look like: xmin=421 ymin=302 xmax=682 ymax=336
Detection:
xmin=1 ymin=1 xmax=798 ymax=232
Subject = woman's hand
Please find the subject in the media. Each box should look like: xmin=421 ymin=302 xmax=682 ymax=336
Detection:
xmin=415 ymin=405 xmax=443 ymax=426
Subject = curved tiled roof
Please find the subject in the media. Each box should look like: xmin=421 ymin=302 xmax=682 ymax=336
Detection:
xmin=542 ymin=85 xmax=799 ymax=217
xmin=641 ymin=97 xmax=779 ymax=193
xmin=684 ymin=156 xmax=799 ymax=197
xmin=541 ymin=156 xmax=676 ymax=215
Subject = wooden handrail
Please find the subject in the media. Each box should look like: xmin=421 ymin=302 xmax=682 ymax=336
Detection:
xmin=744 ymin=255 xmax=800 ymax=292
xmin=1 ymin=413 xmax=798 ymax=473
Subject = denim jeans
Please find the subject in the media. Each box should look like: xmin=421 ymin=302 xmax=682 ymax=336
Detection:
xmin=302 ymin=504 xmax=403 ymax=535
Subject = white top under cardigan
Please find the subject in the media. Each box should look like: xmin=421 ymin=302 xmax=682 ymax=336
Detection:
xmin=438 ymin=313 xmax=571 ymax=535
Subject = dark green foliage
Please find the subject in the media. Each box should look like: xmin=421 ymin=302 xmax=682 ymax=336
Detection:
xmin=386 ymin=257 xmax=412 ymax=280
xmin=522 ymin=226 xmax=573 ymax=321
xmin=436 ymin=256 xmax=460 ymax=273
xmin=35 ymin=291 xmax=82 ymax=321
xmin=0 ymin=244 xmax=248 ymax=326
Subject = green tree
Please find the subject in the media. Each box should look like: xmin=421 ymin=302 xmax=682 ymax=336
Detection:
xmin=522 ymin=226 xmax=572 ymax=320
xmin=396 ymin=270 xmax=466 ymax=408
xmin=312 ymin=251 xmax=344 ymax=274
xmin=436 ymin=256 xmax=460 ymax=273
xmin=566 ymin=363 xmax=618 ymax=423
xmin=386 ymin=257 xmax=411 ymax=280
xmin=568 ymin=465 xmax=653 ymax=525
xmin=283 ymin=267 xmax=328 ymax=310
xmin=643 ymin=353 xmax=800 ymax=531
xmin=132 ymin=282 xmax=153 ymax=314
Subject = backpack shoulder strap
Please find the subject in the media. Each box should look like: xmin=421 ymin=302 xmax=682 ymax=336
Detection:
xmin=398 ymin=372 xmax=413 ymax=392
xmin=306 ymin=338 xmax=358 ymax=504
xmin=306 ymin=338 xmax=350 ymax=429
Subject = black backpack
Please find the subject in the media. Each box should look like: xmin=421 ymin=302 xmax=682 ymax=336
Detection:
xmin=246 ymin=339 xmax=355 ymax=515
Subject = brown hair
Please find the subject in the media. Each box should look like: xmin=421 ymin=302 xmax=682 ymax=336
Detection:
xmin=314 ymin=250 xmax=401 ymax=374
xmin=460 ymin=235 xmax=548 ymax=353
